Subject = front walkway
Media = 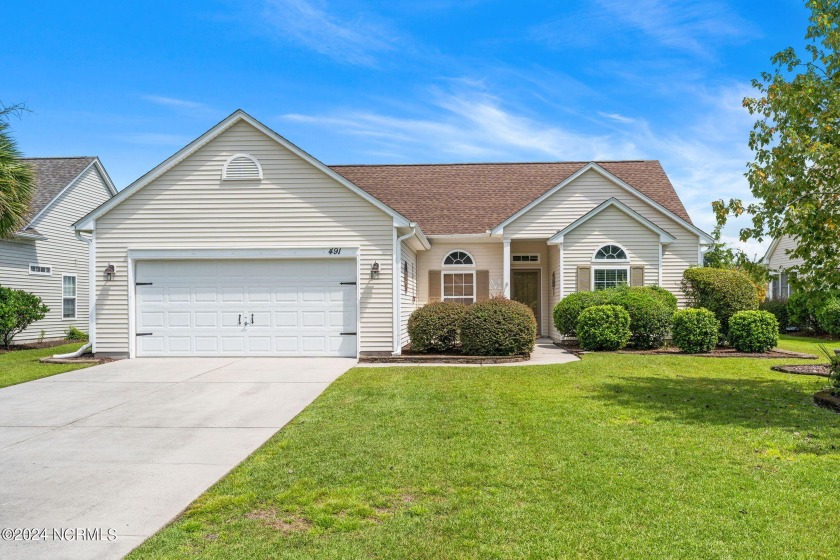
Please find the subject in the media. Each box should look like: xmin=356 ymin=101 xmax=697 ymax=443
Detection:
xmin=362 ymin=338 xmax=578 ymax=367
xmin=0 ymin=357 xmax=354 ymax=560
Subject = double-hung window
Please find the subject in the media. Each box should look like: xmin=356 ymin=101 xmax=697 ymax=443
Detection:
xmin=592 ymin=245 xmax=629 ymax=291
xmin=442 ymin=250 xmax=476 ymax=304
xmin=62 ymin=275 xmax=77 ymax=319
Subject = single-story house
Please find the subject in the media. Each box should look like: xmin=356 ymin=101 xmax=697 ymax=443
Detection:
xmin=74 ymin=110 xmax=712 ymax=358
xmin=762 ymin=235 xmax=802 ymax=300
xmin=0 ymin=157 xmax=116 ymax=342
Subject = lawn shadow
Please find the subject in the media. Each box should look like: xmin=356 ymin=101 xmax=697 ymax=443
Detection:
xmin=589 ymin=374 xmax=839 ymax=432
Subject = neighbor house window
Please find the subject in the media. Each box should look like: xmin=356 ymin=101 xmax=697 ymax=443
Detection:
xmin=773 ymin=272 xmax=791 ymax=300
xmin=592 ymin=245 xmax=629 ymax=290
xmin=593 ymin=269 xmax=628 ymax=291
xmin=442 ymin=250 xmax=476 ymax=304
xmin=62 ymin=275 xmax=77 ymax=319
xmin=29 ymin=263 xmax=52 ymax=276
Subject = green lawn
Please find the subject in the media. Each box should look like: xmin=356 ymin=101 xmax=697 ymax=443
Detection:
xmin=0 ymin=342 xmax=94 ymax=389
xmin=131 ymin=335 xmax=840 ymax=559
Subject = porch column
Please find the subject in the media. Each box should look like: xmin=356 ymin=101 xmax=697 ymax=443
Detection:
xmin=503 ymin=238 xmax=511 ymax=298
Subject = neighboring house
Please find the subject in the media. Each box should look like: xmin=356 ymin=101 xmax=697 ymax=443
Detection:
xmin=74 ymin=110 xmax=712 ymax=358
xmin=0 ymin=157 xmax=116 ymax=342
xmin=763 ymin=234 xmax=804 ymax=300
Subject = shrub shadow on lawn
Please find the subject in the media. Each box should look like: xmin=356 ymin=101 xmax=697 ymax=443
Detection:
xmin=589 ymin=375 xmax=837 ymax=432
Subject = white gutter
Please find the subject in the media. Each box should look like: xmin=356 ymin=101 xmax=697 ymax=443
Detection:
xmin=75 ymin=230 xmax=96 ymax=353
xmin=53 ymin=342 xmax=92 ymax=359
xmin=393 ymin=223 xmax=418 ymax=355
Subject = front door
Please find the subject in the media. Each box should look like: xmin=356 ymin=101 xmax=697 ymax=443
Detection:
xmin=512 ymin=270 xmax=541 ymax=334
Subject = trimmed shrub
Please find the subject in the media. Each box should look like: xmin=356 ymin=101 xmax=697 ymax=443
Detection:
xmin=816 ymin=298 xmax=840 ymax=337
xmin=786 ymin=290 xmax=840 ymax=333
xmin=728 ymin=310 xmax=779 ymax=353
xmin=460 ymin=297 xmax=537 ymax=356
xmin=602 ymin=286 xmax=676 ymax=349
xmin=552 ymin=291 xmax=606 ymax=336
xmin=65 ymin=326 xmax=89 ymax=341
xmin=681 ymin=267 xmax=759 ymax=335
xmin=671 ymin=308 xmax=719 ymax=354
xmin=759 ymin=298 xmax=789 ymax=333
xmin=576 ymin=305 xmax=631 ymax=351
xmin=0 ymin=286 xmax=49 ymax=349
xmin=408 ymin=301 xmax=468 ymax=353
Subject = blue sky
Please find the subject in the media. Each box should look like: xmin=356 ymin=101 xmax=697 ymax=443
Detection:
xmin=2 ymin=0 xmax=811 ymax=255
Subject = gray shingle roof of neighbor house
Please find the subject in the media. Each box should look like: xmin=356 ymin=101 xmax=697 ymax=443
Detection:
xmin=330 ymin=160 xmax=692 ymax=236
xmin=20 ymin=157 xmax=97 ymax=225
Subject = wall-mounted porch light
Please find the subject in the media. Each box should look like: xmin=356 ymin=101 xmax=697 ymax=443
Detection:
xmin=370 ymin=261 xmax=380 ymax=279
xmin=104 ymin=263 xmax=116 ymax=281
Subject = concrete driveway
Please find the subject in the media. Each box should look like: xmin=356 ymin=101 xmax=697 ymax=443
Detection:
xmin=0 ymin=357 xmax=354 ymax=560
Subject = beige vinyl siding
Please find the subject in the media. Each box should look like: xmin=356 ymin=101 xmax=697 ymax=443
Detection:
xmin=93 ymin=121 xmax=395 ymax=356
xmin=767 ymin=235 xmax=804 ymax=271
xmin=510 ymin=240 xmax=549 ymax=334
xmin=400 ymin=241 xmax=418 ymax=348
xmin=0 ymin=166 xmax=112 ymax=342
xmin=561 ymin=206 xmax=660 ymax=298
xmin=547 ymin=244 xmax=561 ymax=339
xmin=503 ymin=169 xmax=700 ymax=305
xmin=416 ymin=241 xmax=504 ymax=304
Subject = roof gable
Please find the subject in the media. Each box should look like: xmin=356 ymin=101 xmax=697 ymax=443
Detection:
xmin=75 ymin=110 xmax=411 ymax=231
xmin=331 ymin=160 xmax=696 ymax=236
xmin=548 ymin=198 xmax=676 ymax=245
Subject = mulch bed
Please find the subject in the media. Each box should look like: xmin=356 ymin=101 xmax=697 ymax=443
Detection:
xmin=360 ymin=353 xmax=528 ymax=365
xmin=814 ymin=391 xmax=840 ymax=413
xmin=0 ymin=338 xmax=85 ymax=354
xmin=771 ymin=364 xmax=832 ymax=377
xmin=556 ymin=343 xmax=817 ymax=360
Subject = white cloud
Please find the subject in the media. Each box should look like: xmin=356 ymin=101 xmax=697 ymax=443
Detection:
xmin=259 ymin=0 xmax=401 ymax=66
xmin=142 ymin=95 xmax=214 ymax=116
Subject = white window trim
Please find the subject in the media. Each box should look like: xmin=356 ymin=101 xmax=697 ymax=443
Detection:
xmin=592 ymin=265 xmax=630 ymax=291
xmin=591 ymin=244 xmax=630 ymax=263
xmin=442 ymin=271 xmax=476 ymax=304
xmin=441 ymin=249 xmax=476 ymax=268
xmin=29 ymin=263 xmax=52 ymax=276
xmin=62 ymin=274 xmax=77 ymax=320
xmin=222 ymin=153 xmax=263 ymax=181
xmin=512 ymin=253 xmax=540 ymax=263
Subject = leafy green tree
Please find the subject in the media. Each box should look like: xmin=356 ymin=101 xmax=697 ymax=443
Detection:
xmin=0 ymin=286 xmax=49 ymax=349
xmin=0 ymin=103 xmax=34 ymax=239
xmin=703 ymin=224 xmax=770 ymax=298
xmin=713 ymin=0 xmax=840 ymax=291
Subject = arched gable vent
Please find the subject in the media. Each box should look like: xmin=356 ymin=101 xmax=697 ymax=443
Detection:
xmin=222 ymin=154 xmax=263 ymax=180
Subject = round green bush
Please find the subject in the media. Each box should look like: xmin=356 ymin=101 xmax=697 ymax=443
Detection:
xmin=671 ymin=308 xmax=719 ymax=353
xmin=681 ymin=267 xmax=759 ymax=335
xmin=552 ymin=291 xmax=606 ymax=336
xmin=576 ymin=305 xmax=631 ymax=351
xmin=728 ymin=310 xmax=779 ymax=353
xmin=408 ymin=301 xmax=468 ymax=353
xmin=460 ymin=298 xmax=537 ymax=356
xmin=602 ymin=286 xmax=676 ymax=349
xmin=816 ymin=298 xmax=840 ymax=337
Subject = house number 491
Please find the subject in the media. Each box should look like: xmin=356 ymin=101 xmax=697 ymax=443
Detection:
xmin=328 ymin=248 xmax=342 ymax=255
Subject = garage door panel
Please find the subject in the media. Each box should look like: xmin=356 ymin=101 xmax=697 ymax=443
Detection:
xmin=136 ymin=259 xmax=357 ymax=357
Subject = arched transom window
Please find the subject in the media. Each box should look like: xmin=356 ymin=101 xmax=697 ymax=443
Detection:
xmin=594 ymin=244 xmax=627 ymax=261
xmin=443 ymin=250 xmax=474 ymax=266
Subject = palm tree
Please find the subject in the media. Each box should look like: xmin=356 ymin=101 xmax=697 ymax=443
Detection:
xmin=0 ymin=104 xmax=33 ymax=239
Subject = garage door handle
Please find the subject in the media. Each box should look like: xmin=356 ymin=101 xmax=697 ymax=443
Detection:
xmin=340 ymin=332 xmax=357 ymax=336
xmin=238 ymin=314 xmax=241 ymax=325
xmin=136 ymin=332 xmax=153 ymax=336
xmin=251 ymin=314 xmax=254 ymax=325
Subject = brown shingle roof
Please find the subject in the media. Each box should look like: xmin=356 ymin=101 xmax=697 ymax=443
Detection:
xmin=21 ymin=157 xmax=96 ymax=225
xmin=330 ymin=160 xmax=692 ymax=235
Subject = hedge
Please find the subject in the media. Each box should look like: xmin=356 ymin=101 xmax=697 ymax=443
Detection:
xmin=759 ymin=298 xmax=789 ymax=334
xmin=728 ymin=310 xmax=779 ymax=353
xmin=576 ymin=305 xmax=631 ymax=351
xmin=552 ymin=291 xmax=606 ymax=337
xmin=816 ymin=298 xmax=840 ymax=337
xmin=460 ymin=297 xmax=537 ymax=356
xmin=671 ymin=308 xmax=719 ymax=353
xmin=408 ymin=301 xmax=468 ymax=353
xmin=681 ymin=267 xmax=759 ymax=335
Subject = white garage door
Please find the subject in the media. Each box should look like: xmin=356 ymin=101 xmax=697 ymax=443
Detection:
xmin=135 ymin=259 xmax=357 ymax=357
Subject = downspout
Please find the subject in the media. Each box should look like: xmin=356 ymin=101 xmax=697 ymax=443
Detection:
xmin=61 ymin=231 xmax=96 ymax=356
xmin=393 ymin=223 xmax=418 ymax=355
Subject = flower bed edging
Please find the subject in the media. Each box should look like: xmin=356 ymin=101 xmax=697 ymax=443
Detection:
xmin=359 ymin=354 xmax=529 ymax=365
xmin=813 ymin=391 xmax=840 ymax=413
